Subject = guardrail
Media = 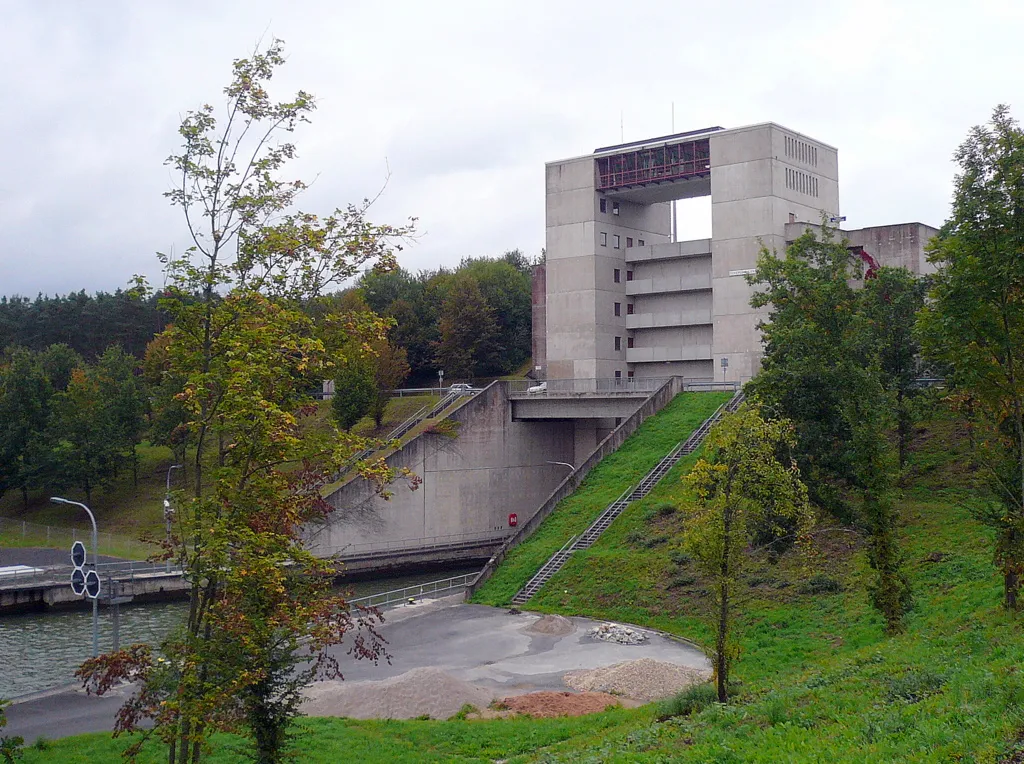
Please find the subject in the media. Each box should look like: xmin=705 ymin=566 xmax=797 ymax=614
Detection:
xmin=507 ymin=377 xmax=740 ymax=397
xmin=0 ymin=558 xmax=184 ymax=588
xmin=348 ymin=572 xmax=479 ymax=609
xmin=310 ymin=529 xmax=513 ymax=560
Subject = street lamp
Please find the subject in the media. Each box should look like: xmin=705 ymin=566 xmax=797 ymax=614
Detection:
xmin=51 ymin=496 xmax=99 ymax=658
xmin=438 ymin=369 xmax=444 ymax=396
xmin=164 ymin=464 xmax=183 ymax=573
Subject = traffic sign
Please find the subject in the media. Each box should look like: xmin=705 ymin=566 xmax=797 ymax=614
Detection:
xmin=71 ymin=567 xmax=86 ymax=596
xmin=71 ymin=540 xmax=86 ymax=568
xmin=84 ymin=569 xmax=101 ymax=599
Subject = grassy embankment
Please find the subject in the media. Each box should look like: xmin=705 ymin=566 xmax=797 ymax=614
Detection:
xmin=17 ymin=401 xmax=1024 ymax=762
xmin=0 ymin=395 xmax=439 ymax=559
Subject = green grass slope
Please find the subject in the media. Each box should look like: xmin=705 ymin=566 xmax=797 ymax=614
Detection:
xmin=471 ymin=391 xmax=732 ymax=606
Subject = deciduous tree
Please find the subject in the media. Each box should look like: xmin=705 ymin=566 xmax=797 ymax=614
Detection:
xmin=682 ymin=405 xmax=811 ymax=702
xmin=918 ymin=105 xmax=1024 ymax=610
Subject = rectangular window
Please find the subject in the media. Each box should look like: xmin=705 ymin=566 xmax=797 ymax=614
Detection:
xmin=613 ymin=235 xmax=620 ymax=249
xmin=627 ymin=336 xmax=634 ymax=348
xmin=614 ymin=302 xmax=621 ymax=317
xmin=626 ymin=270 xmax=633 ymax=281
xmin=600 ymin=232 xmax=607 ymax=247
xmin=626 ymin=237 xmax=633 ymax=248
xmin=614 ymin=268 xmax=620 ymax=283
xmin=612 ymin=201 xmax=620 ymax=215
xmin=626 ymin=303 xmax=634 ymax=315
xmin=638 ymin=239 xmax=645 ymax=247
xmin=614 ymin=370 xmax=622 ymax=379
xmin=627 ymin=370 xmax=635 ymax=379
xmin=614 ymin=336 xmax=621 ymax=351
xmin=600 ymin=198 xmax=607 ymax=213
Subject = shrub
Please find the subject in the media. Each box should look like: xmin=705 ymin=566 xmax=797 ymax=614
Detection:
xmin=668 ymin=550 xmax=694 ymax=566
xmin=885 ymin=669 xmax=946 ymax=703
xmin=643 ymin=502 xmax=678 ymax=522
xmin=667 ymin=573 xmax=698 ymax=589
xmin=625 ymin=531 xmax=668 ymax=549
xmin=799 ymin=575 xmax=844 ymax=595
xmin=657 ymin=683 xmax=719 ymax=720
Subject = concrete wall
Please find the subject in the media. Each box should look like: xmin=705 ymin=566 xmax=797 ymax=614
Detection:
xmin=783 ymin=221 xmax=941 ymax=277
xmin=531 ymin=263 xmax=547 ymax=378
xmin=465 ymin=377 xmax=686 ymax=599
xmin=709 ymin=123 xmax=841 ymax=383
xmin=311 ymin=382 xmax=577 ymax=555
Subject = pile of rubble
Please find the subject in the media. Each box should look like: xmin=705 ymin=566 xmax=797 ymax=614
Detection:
xmin=587 ymin=622 xmax=648 ymax=645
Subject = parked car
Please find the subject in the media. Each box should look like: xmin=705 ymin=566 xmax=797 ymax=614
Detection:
xmin=449 ymin=383 xmax=478 ymax=394
xmin=527 ymin=381 xmax=547 ymax=394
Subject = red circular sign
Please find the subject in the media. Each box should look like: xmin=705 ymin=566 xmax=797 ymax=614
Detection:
xmin=508 ymin=513 xmax=518 ymax=527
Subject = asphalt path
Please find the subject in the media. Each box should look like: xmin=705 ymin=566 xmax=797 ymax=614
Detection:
xmin=1 ymin=547 xmax=129 ymax=568
xmin=5 ymin=596 xmax=708 ymax=742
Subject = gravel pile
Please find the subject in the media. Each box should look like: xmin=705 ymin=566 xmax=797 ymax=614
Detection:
xmin=564 ymin=658 xmax=711 ymax=702
xmin=498 ymin=691 xmax=621 ymax=717
xmin=302 ymin=667 xmax=495 ymax=720
xmin=525 ymin=614 xmax=575 ymax=636
xmin=587 ymin=622 xmax=648 ymax=645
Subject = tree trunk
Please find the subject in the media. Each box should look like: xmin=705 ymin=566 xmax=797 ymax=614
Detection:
xmin=716 ymin=501 xmax=732 ymax=704
xmin=21 ymin=486 xmax=28 ymax=510
xmin=1006 ymin=570 xmax=1019 ymax=611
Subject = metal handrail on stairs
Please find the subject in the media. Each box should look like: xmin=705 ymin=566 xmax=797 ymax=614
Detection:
xmin=510 ymin=389 xmax=745 ymax=605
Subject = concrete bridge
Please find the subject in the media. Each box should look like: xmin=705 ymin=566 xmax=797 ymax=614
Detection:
xmin=507 ymin=376 xmax=667 ymax=420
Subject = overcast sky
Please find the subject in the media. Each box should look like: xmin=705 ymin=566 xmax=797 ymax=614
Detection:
xmin=1 ymin=0 xmax=1022 ymax=297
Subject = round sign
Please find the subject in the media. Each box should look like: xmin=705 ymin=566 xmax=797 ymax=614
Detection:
xmin=71 ymin=540 xmax=87 ymax=569
xmin=71 ymin=567 xmax=86 ymax=596
xmin=84 ymin=569 xmax=101 ymax=599
xmin=508 ymin=513 xmax=518 ymax=527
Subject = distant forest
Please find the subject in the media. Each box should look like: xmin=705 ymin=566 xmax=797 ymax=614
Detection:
xmin=0 ymin=249 xmax=536 ymax=382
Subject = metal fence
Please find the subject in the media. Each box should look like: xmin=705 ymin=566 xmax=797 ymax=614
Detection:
xmin=0 ymin=517 xmax=154 ymax=561
xmin=348 ymin=572 xmax=479 ymax=609
xmin=506 ymin=377 xmax=673 ymax=397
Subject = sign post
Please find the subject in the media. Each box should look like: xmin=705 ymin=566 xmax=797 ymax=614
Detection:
xmin=56 ymin=499 xmax=99 ymax=657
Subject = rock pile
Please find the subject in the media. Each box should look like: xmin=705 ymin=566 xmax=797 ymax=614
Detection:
xmin=564 ymin=658 xmax=711 ymax=702
xmin=587 ymin=622 xmax=648 ymax=645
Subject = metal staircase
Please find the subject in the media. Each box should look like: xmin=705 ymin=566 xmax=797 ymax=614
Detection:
xmin=344 ymin=389 xmax=466 ymax=467
xmin=511 ymin=389 xmax=745 ymax=605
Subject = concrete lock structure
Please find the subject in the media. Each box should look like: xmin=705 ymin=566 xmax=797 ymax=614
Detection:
xmin=538 ymin=123 xmax=939 ymax=384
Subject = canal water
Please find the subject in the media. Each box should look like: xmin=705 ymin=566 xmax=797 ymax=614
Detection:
xmin=0 ymin=566 xmax=479 ymax=698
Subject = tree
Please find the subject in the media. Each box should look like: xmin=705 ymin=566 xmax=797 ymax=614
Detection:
xmin=76 ymin=40 xmax=416 ymax=763
xmin=330 ymin=355 xmax=374 ymax=430
xmin=95 ymin=345 xmax=147 ymax=485
xmin=748 ymin=227 xmax=913 ymax=633
xmin=918 ymin=105 xmax=1024 ymax=610
xmin=48 ymin=367 xmax=121 ymax=504
xmin=39 ymin=343 xmax=84 ymax=391
xmin=369 ymin=338 xmax=410 ymax=428
xmin=434 ymin=274 xmax=497 ymax=379
xmin=683 ymin=405 xmax=811 ymax=702
xmin=0 ymin=348 xmax=52 ymax=507
xmin=862 ymin=267 xmax=928 ymax=469
xmin=0 ymin=698 xmax=23 ymax=764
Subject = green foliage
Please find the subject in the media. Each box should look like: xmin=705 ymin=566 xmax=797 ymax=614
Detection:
xmin=0 ymin=698 xmax=24 ymax=764
xmin=330 ymin=356 xmax=375 ymax=430
xmin=683 ymin=404 xmax=812 ymax=702
xmin=657 ymin=682 xmax=718 ymax=719
xmin=918 ymin=104 xmax=1024 ymax=611
xmin=747 ymin=226 xmax=913 ymax=633
xmin=798 ymin=575 xmax=843 ymax=595
xmin=433 ymin=274 xmax=498 ymax=380
xmin=884 ymin=668 xmax=947 ymax=704
xmin=0 ymin=347 xmax=52 ymax=506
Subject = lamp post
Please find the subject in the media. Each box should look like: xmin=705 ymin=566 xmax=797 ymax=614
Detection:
xmin=51 ymin=496 xmax=99 ymax=657
xmin=164 ymin=464 xmax=183 ymax=573
xmin=438 ymin=369 xmax=444 ymax=397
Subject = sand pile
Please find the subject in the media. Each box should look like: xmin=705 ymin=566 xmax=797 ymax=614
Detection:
xmin=497 ymin=691 xmax=620 ymax=717
xmin=564 ymin=658 xmax=711 ymax=702
xmin=524 ymin=614 xmax=575 ymax=636
xmin=302 ymin=667 xmax=495 ymax=720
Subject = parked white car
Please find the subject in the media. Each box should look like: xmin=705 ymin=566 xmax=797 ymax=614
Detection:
xmin=449 ymin=383 xmax=478 ymax=394
xmin=527 ymin=381 xmax=547 ymax=394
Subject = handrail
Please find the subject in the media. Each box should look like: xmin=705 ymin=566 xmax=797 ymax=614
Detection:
xmin=348 ymin=572 xmax=479 ymax=610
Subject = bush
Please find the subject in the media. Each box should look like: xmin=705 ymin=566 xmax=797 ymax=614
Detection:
xmin=656 ymin=682 xmax=719 ymax=719
xmin=625 ymin=531 xmax=668 ymax=549
xmin=668 ymin=550 xmax=694 ymax=566
xmin=0 ymin=699 xmax=23 ymax=764
xmin=643 ymin=502 xmax=678 ymax=522
xmin=799 ymin=575 xmax=844 ymax=595
xmin=885 ymin=669 xmax=946 ymax=703
xmin=666 ymin=573 xmax=697 ymax=589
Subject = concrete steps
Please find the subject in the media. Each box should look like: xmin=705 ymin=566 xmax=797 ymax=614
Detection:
xmin=510 ymin=389 xmax=744 ymax=606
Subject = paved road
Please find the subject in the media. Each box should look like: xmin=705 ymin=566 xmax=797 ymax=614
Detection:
xmin=5 ymin=597 xmax=708 ymax=741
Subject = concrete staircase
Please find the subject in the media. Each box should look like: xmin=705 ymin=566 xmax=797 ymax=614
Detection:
xmin=510 ymin=389 xmax=745 ymax=605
